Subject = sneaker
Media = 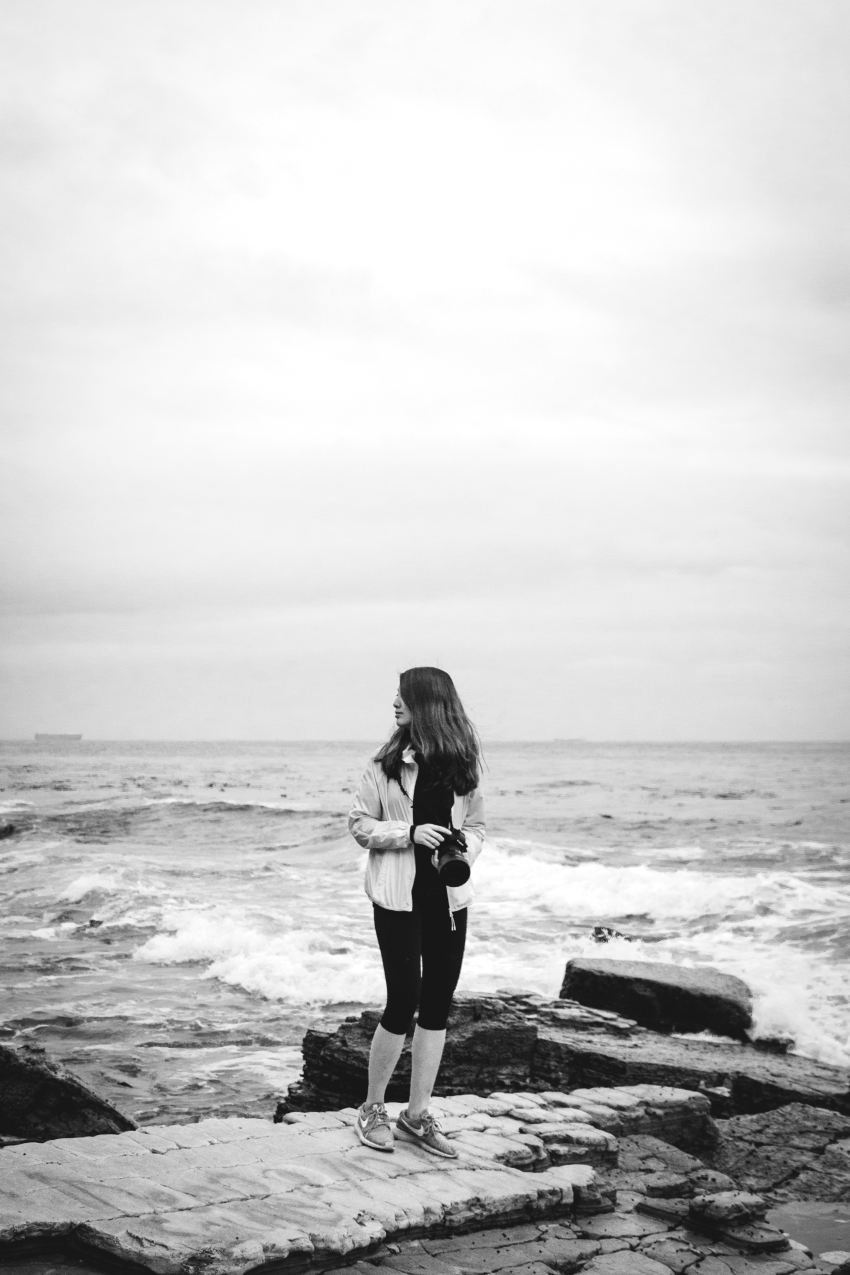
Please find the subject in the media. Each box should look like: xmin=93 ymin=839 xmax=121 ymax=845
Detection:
xmin=356 ymin=1102 xmax=394 ymax=1152
xmin=396 ymin=1109 xmax=458 ymax=1158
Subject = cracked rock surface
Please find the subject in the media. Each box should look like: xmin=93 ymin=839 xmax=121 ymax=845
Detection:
xmin=712 ymin=1104 xmax=850 ymax=1203
xmin=3 ymin=1085 xmax=834 ymax=1275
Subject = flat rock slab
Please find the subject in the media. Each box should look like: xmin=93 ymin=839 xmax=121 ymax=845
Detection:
xmin=2 ymin=1083 xmax=824 ymax=1275
xmin=713 ymin=1103 xmax=850 ymax=1203
xmin=0 ymin=1086 xmax=718 ymax=1275
xmin=561 ymin=958 xmax=753 ymax=1040
xmin=2 ymin=1092 xmax=618 ymax=1275
xmin=322 ymin=1208 xmax=819 ymax=1274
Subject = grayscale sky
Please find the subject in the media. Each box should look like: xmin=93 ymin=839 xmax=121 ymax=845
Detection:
xmin=1 ymin=0 xmax=848 ymax=741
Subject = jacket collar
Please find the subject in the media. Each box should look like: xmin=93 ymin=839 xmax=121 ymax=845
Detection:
xmin=401 ymin=745 xmax=417 ymax=766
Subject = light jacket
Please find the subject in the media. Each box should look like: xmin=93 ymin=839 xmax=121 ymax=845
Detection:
xmin=348 ymin=746 xmax=485 ymax=913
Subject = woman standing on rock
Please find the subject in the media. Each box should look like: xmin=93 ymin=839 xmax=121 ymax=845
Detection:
xmin=348 ymin=667 xmax=485 ymax=1157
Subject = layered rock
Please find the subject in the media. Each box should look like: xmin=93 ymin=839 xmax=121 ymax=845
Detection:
xmin=283 ymin=998 xmax=540 ymax=1116
xmin=4 ymin=1086 xmax=811 ymax=1274
xmin=711 ymin=1102 xmax=850 ymax=1203
xmin=0 ymin=1041 xmax=136 ymax=1141
xmin=278 ymin=993 xmax=850 ymax=1123
xmin=561 ymin=956 xmax=753 ymax=1040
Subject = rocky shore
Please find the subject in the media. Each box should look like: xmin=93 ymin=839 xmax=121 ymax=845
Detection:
xmin=0 ymin=1040 xmax=137 ymax=1143
xmin=4 ymin=1084 xmax=850 ymax=1274
xmin=277 ymin=991 xmax=850 ymax=1122
xmin=3 ymin=959 xmax=849 ymax=1273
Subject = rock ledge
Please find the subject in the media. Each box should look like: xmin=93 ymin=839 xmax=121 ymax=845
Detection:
xmin=2 ymin=1085 xmax=829 ymax=1275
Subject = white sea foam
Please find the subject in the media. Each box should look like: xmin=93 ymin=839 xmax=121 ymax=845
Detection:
xmin=490 ymin=836 xmax=597 ymax=862
xmin=30 ymin=921 xmax=77 ymax=940
xmin=6 ymin=738 xmax=848 ymax=1126
xmin=465 ymin=842 xmax=850 ymax=1067
xmin=475 ymin=840 xmax=848 ymax=925
xmin=134 ymin=908 xmax=383 ymax=1005
xmin=128 ymin=837 xmax=850 ymax=1065
xmin=60 ymin=873 xmax=122 ymax=902
xmin=152 ymin=796 xmax=324 ymax=813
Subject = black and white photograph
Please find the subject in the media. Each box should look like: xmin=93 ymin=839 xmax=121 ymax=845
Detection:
xmin=1 ymin=2 xmax=848 ymax=1272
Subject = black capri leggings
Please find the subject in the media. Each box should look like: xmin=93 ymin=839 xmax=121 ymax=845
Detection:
xmin=373 ymin=892 xmax=467 ymax=1034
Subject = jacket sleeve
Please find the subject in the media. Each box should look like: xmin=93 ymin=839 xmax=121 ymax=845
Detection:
xmin=348 ymin=762 xmax=412 ymax=852
xmin=461 ymin=786 xmax=486 ymax=866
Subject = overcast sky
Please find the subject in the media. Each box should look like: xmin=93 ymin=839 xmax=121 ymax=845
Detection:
xmin=1 ymin=0 xmax=848 ymax=741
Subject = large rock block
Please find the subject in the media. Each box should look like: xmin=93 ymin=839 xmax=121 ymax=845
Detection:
xmin=534 ymin=1009 xmax=850 ymax=1118
xmin=560 ymin=958 xmax=753 ymax=1040
xmin=0 ymin=1041 xmax=136 ymax=1141
xmin=280 ymin=992 xmax=850 ymax=1126
xmin=280 ymin=997 xmax=538 ymax=1115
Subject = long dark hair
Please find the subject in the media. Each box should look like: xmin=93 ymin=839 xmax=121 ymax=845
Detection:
xmin=375 ymin=667 xmax=481 ymax=796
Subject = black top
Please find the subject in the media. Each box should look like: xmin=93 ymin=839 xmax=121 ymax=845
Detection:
xmin=412 ymin=753 xmax=454 ymax=827
xmin=412 ymin=753 xmax=454 ymax=884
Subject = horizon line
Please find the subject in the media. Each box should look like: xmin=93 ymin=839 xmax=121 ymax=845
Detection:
xmin=3 ymin=735 xmax=849 ymax=746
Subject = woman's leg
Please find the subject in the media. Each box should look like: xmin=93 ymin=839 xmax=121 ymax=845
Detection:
xmin=407 ymin=1024 xmax=447 ymax=1119
xmin=366 ymin=904 xmax=422 ymax=1104
xmin=406 ymin=904 xmax=467 ymax=1118
xmin=365 ymin=1023 xmax=407 ymax=1106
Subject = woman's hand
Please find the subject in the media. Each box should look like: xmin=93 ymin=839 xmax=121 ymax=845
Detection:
xmin=412 ymin=823 xmax=450 ymax=850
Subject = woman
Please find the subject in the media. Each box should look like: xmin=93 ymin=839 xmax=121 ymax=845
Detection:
xmin=348 ymin=666 xmax=485 ymax=1158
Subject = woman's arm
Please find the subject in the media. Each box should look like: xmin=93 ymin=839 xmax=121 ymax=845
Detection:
xmin=460 ymin=786 xmax=485 ymax=866
xmin=348 ymin=763 xmax=412 ymax=852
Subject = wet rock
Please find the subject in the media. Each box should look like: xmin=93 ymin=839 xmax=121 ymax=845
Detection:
xmin=530 ymin=1007 xmax=850 ymax=1120
xmin=4 ymin=1086 xmax=830 ymax=1273
xmin=689 ymin=1190 xmax=768 ymax=1225
xmin=560 ymin=957 xmax=753 ymax=1040
xmin=0 ymin=1040 xmax=136 ymax=1141
xmin=752 ymin=1034 xmax=795 ymax=1056
xmin=638 ymin=1235 xmax=704 ymax=1273
xmin=0 ymin=1094 xmax=601 ymax=1272
xmin=280 ymin=997 xmax=539 ymax=1114
xmin=688 ymin=1167 xmax=737 ymax=1193
xmin=582 ymin=1253 xmax=672 ymax=1274
xmin=711 ymin=1103 xmax=850 ymax=1203
xmin=643 ymin=1171 xmax=692 ymax=1197
xmin=278 ymin=993 xmax=850 ymax=1124
xmin=591 ymin=925 xmax=636 ymax=943
xmin=614 ymin=1132 xmax=707 ymax=1183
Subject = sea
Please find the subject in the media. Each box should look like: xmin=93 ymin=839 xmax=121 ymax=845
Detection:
xmin=1 ymin=739 xmax=848 ymax=1129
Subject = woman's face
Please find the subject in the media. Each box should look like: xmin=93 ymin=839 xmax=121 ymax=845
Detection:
xmin=393 ymin=689 xmax=412 ymax=728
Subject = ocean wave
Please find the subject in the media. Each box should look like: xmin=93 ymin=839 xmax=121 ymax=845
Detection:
xmin=478 ymin=840 xmax=850 ymax=926
xmin=30 ymin=921 xmax=78 ymax=941
xmin=464 ymin=921 xmax=850 ymax=1069
xmin=151 ymin=797 xmax=338 ymax=817
xmin=531 ymin=779 xmax=599 ymax=789
xmin=34 ymin=796 xmax=337 ymax=829
xmin=133 ymin=908 xmax=382 ymax=1004
xmin=489 ymin=836 xmax=597 ymax=863
xmin=59 ymin=873 xmax=123 ymax=902
xmin=714 ymin=789 xmax=775 ymax=800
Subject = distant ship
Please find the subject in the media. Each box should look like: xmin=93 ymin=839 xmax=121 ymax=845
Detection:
xmin=34 ymin=733 xmax=83 ymax=742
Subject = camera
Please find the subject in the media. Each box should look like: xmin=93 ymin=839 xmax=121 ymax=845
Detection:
xmin=437 ymin=826 xmax=470 ymax=887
